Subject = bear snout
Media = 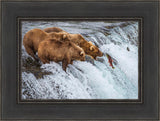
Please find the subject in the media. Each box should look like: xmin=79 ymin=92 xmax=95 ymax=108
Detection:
xmin=81 ymin=57 xmax=85 ymax=61
xmin=97 ymin=49 xmax=103 ymax=57
xmin=99 ymin=51 xmax=103 ymax=57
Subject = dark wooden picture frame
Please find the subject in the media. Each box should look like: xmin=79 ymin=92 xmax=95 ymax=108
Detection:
xmin=1 ymin=0 xmax=159 ymax=120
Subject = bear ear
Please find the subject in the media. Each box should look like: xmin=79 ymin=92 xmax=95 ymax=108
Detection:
xmin=88 ymin=41 xmax=93 ymax=44
xmin=63 ymin=34 xmax=67 ymax=39
xmin=90 ymin=46 xmax=94 ymax=51
xmin=80 ymin=51 xmax=84 ymax=56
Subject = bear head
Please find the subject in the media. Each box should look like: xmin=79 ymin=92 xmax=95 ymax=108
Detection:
xmin=87 ymin=41 xmax=103 ymax=59
xmin=67 ymin=34 xmax=103 ymax=59
xmin=68 ymin=42 xmax=86 ymax=61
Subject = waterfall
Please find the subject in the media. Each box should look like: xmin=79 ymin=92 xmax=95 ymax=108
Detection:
xmin=21 ymin=21 xmax=138 ymax=99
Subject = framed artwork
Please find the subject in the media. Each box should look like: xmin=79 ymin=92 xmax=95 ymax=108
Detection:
xmin=18 ymin=18 xmax=142 ymax=103
xmin=1 ymin=0 xmax=159 ymax=120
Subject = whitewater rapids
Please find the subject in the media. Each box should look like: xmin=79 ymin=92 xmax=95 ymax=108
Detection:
xmin=21 ymin=21 xmax=139 ymax=99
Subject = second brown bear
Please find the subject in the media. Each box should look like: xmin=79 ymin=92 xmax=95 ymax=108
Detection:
xmin=38 ymin=38 xmax=86 ymax=71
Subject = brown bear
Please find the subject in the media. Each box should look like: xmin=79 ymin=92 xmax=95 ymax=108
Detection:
xmin=23 ymin=28 xmax=69 ymax=61
xmin=67 ymin=34 xmax=103 ymax=59
xmin=43 ymin=27 xmax=103 ymax=59
xmin=38 ymin=38 xmax=85 ymax=71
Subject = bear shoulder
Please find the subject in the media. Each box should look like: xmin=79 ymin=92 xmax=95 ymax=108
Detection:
xmin=44 ymin=27 xmax=64 ymax=33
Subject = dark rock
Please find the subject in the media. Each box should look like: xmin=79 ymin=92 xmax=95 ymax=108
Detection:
xmin=22 ymin=57 xmax=52 ymax=79
xmin=127 ymin=47 xmax=130 ymax=51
